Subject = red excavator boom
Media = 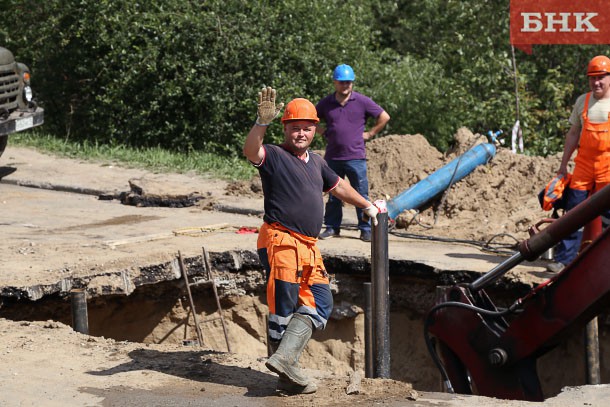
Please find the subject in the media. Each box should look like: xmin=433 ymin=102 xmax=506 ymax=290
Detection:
xmin=425 ymin=184 xmax=610 ymax=401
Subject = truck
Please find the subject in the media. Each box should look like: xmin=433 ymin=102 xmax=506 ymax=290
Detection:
xmin=0 ymin=46 xmax=44 ymax=158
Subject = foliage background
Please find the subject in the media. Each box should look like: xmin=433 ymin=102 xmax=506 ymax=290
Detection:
xmin=2 ymin=0 xmax=609 ymax=156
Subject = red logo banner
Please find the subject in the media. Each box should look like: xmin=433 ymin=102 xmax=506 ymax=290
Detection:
xmin=510 ymin=0 xmax=610 ymax=54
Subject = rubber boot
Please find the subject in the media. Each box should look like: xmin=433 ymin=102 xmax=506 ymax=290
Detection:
xmin=265 ymin=313 xmax=314 ymax=387
xmin=268 ymin=336 xmax=317 ymax=394
xmin=276 ymin=376 xmax=317 ymax=394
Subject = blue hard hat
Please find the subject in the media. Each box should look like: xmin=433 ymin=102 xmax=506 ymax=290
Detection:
xmin=333 ymin=64 xmax=355 ymax=81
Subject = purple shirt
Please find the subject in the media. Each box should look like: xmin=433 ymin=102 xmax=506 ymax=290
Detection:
xmin=316 ymin=91 xmax=384 ymax=160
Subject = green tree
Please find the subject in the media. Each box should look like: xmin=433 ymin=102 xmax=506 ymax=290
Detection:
xmin=1 ymin=0 xmax=387 ymax=155
xmin=373 ymin=0 xmax=610 ymax=153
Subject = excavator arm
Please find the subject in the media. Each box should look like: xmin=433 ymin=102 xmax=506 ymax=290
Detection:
xmin=426 ymin=184 xmax=610 ymax=401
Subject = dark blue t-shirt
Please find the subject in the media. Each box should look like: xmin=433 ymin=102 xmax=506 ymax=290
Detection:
xmin=256 ymin=144 xmax=339 ymax=237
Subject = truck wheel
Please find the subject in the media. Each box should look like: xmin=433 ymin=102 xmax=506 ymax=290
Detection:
xmin=0 ymin=135 xmax=7 ymax=158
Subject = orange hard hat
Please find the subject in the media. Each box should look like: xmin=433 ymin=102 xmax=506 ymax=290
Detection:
xmin=281 ymin=98 xmax=319 ymax=123
xmin=587 ymin=55 xmax=610 ymax=76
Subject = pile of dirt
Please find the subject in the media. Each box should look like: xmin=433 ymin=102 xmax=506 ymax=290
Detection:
xmin=367 ymin=128 xmax=563 ymax=242
xmin=225 ymin=175 xmax=262 ymax=197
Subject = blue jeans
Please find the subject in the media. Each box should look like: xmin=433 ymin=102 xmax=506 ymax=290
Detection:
xmin=324 ymin=159 xmax=370 ymax=233
xmin=554 ymin=188 xmax=588 ymax=265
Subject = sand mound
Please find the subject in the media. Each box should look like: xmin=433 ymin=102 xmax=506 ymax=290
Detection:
xmin=367 ymin=128 xmax=563 ymax=242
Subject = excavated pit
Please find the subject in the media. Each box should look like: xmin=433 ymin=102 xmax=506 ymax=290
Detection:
xmin=1 ymin=249 xmax=609 ymax=399
xmin=5 ymin=130 xmax=610 ymax=404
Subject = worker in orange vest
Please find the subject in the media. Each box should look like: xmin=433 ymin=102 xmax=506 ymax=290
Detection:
xmin=550 ymin=55 xmax=610 ymax=272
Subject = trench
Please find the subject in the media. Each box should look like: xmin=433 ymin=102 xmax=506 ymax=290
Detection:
xmin=1 ymin=250 xmax=609 ymax=399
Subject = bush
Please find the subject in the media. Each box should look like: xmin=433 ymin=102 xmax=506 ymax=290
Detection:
xmin=1 ymin=0 xmax=385 ymax=156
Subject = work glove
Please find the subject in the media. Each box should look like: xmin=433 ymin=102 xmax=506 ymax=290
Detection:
xmin=362 ymin=204 xmax=379 ymax=226
xmin=256 ymin=86 xmax=284 ymax=125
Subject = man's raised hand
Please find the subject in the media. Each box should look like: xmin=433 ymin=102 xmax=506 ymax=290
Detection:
xmin=256 ymin=86 xmax=284 ymax=126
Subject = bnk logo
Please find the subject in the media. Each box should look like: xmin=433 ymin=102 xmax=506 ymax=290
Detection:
xmin=510 ymin=0 xmax=610 ymax=54
xmin=521 ymin=13 xmax=598 ymax=33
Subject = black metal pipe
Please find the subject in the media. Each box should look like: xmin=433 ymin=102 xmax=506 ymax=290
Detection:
xmin=364 ymin=282 xmax=373 ymax=378
xmin=372 ymin=212 xmax=390 ymax=378
xmin=469 ymin=252 xmax=524 ymax=292
xmin=70 ymin=288 xmax=89 ymax=334
xmin=585 ymin=318 xmax=601 ymax=384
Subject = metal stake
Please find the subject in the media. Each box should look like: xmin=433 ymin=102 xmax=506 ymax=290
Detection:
xmin=178 ymin=251 xmax=204 ymax=347
xmin=371 ymin=211 xmax=390 ymax=378
xmin=70 ymin=288 xmax=89 ymax=335
xmin=203 ymin=247 xmax=232 ymax=353
xmin=585 ymin=317 xmax=601 ymax=385
xmin=364 ymin=282 xmax=373 ymax=378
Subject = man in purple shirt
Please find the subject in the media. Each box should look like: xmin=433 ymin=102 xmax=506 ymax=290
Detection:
xmin=316 ymin=64 xmax=390 ymax=242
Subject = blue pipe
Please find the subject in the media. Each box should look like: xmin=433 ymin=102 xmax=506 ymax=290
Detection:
xmin=386 ymin=143 xmax=497 ymax=220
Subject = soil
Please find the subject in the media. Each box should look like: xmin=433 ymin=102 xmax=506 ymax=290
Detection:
xmin=367 ymin=128 xmax=562 ymax=242
xmin=3 ymin=317 xmax=608 ymax=407
xmin=1 ymin=132 xmax=608 ymax=407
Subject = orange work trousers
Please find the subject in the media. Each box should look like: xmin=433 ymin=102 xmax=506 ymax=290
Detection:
xmin=257 ymin=222 xmax=333 ymax=342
